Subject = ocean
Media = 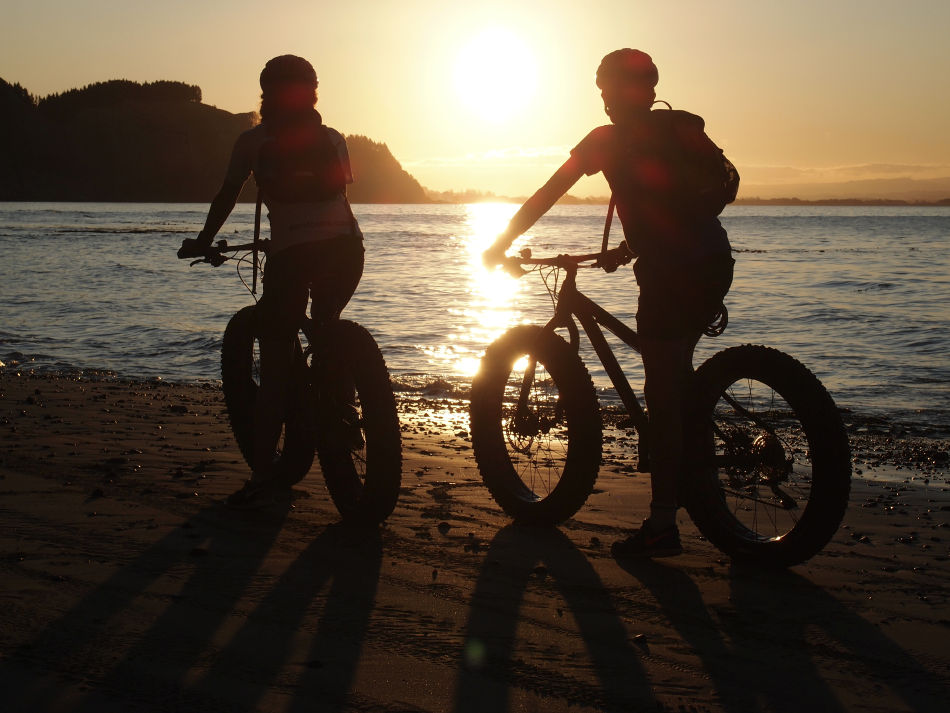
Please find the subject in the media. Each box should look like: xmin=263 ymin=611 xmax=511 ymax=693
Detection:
xmin=1 ymin=202 xmax=948 ymax=435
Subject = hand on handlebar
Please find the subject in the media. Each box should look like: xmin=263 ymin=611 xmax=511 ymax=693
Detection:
xmin=177 ymin=237 xmax=211 ymax=259
xmin=482 ymin=243 xmax=508 ymax=269
xmin=594 ymin=243 xmax=634 ymax=273
xmin=483 ymin=243 xmax=530 ymax=277
xmin=178 ymin=237 xmax=227 ymax=266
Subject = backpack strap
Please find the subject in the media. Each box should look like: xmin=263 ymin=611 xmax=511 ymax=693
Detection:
xmin=252 ymin=188 xmax=262 ymax=295
xmin=600 ymin=193 xmax=616 ymax=255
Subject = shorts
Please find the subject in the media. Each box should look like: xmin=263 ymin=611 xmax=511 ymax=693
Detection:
xmin=634 ymin=254 xmax=734 ymax=340
xmin=256 ymin=235 xmax=365 ymax=338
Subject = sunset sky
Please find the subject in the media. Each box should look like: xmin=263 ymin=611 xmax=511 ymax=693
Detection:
xmin=4 ymin=0 xmax=949 ymax=197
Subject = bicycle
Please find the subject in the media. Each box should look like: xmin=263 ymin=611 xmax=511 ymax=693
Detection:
xmin=183 ymin=239 xmax=402 ymax=524
xmin=469 ymin=248 xmax=851 ymax=566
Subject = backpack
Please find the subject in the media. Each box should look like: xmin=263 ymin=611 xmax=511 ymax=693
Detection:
xmin=254 ymin=119 xmax=347 ymax=203
xmin=648 ymin=104 xmax=739 ymax=217
xmin=601 ymin=106 xmax=739 ymax=258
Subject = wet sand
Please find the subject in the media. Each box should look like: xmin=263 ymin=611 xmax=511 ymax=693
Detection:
xmin=1 ymin=372 xmax=948 ymax=712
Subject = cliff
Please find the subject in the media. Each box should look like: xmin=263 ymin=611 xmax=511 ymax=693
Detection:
xmin=0 ymin=78 xmax=428 ymax=203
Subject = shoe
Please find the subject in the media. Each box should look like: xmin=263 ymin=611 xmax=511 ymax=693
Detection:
xmin=225 ymin=476 xmax=278 ymax=509
xmin=611 ymin=521 xmax=683 ymax=559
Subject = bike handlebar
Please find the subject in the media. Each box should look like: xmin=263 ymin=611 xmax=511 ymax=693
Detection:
xmin=178 ymin=238 xmax=269 ymax=267
xmin=499 ymin=245 xmax=634 ymax=276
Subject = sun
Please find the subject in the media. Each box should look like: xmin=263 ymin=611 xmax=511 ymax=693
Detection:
xmin=454 ymin=28 xmax=537 ymax=124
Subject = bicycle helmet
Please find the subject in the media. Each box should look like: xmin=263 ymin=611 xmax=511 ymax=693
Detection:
xmin=260 ymin=55 xmax=318 ymax=90
xmin=595 ymin=49 xmax=658 ymax=90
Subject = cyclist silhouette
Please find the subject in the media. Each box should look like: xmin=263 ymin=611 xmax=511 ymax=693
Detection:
xmin=180 ymin=55 xmax=364 ymax=507
xmin=484 ymin=49 xmax=734 ymax=557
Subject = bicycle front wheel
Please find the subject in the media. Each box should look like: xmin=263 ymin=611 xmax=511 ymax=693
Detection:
xmin=684 ymin=345 xmax=851 ymax=566
xmin=221 ymin=305 xmax=315 ymax=486
xmin=314 ymin=320 xmax=402 ymax=525
xmin=470 ymin=325 xmax=602 ymax=525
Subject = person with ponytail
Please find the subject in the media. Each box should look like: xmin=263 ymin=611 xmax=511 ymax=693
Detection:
xmin=182 ymin=55 xmax=364 ymax=507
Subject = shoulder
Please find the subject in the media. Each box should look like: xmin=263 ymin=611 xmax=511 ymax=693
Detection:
xmin=570 ymin=126 xmax=615 ymax=175
xmin=572 ymin=125 xmax=615 ymax=156
xmin=577 ymin=124 xmax=614 ymax=146
xmin=323 ymin=126 xmax=347 ymax=146
xmin=234 ymin=124 xmax=268 ymax=154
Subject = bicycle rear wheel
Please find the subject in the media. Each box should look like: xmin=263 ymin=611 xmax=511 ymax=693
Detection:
xmin=221 ymin=305 xmax=315 ymax=486
xmin=314 ymin=319 xmax=402 ymax=525
xmin=684 ymin=345 xmax=851 ymax=566
xmin=470 ymin=325 xmax=602 ymax=525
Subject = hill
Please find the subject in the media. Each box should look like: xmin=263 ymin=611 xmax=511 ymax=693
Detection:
xmin=0 ymin=78 xmax=428 ymax=203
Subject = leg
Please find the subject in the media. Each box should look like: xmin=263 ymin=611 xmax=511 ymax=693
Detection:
xmin=639 ymin=332 xmax=700 ymax=527
xmin=308 ymin=238 xmax=364 ymax=408
xmin=614 ymin=257 xmax=715 ymax=557
xmin=229 ymin=249 xmax=309 ymax=505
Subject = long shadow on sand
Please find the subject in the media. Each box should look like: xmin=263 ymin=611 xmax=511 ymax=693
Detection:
xmin=617 ymin=558 xmax=949 ymax=713
xmin=453 ymin=525 xmax=656 ymax=712
xmin=7 ymin=502 xmax=382 ymax=712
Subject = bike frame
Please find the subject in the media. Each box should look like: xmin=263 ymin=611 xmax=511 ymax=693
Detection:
xmin=527 ymin=257 xmax=650 ymax=438
xmin=522 ymin=255 xmax=779 ymax=470
xmin=191 ymin=238 xmax=335 ymax=390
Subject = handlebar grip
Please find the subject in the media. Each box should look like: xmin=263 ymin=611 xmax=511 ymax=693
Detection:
xmin=177 ymin=238 xmax=208 ymax=259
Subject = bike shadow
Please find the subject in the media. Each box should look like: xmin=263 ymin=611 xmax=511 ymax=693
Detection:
xmin=6 ymin=501 xmax=383 ymax=713
xmin=453 ymin=524 xmax=657 ymax=712
xmin=615 ymin=557 xmax=949 ymax=713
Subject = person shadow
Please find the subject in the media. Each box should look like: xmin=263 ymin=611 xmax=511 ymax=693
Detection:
xmin=616 ymin=557 xmax=950 ymax=713
xmin=5 ymin=500 xmax=382 ymax=713
xmin=452 ymin=524 xmax=657 ymax=712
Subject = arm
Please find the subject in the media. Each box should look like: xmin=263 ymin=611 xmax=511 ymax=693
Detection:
xmin=484 ymin=156 xmax=585 ymax=264
xmin=195 ymin=180 xmax=243 ymax=247
xmin=190 ymin=131 xmax=253 ymax=250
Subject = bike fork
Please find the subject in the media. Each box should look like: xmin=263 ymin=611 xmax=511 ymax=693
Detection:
xmin=516 ymin=358 xmax=538 ymax=415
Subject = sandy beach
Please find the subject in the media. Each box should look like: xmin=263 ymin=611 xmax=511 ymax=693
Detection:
xmin=1 ymin=371 xmax=948 ymax=712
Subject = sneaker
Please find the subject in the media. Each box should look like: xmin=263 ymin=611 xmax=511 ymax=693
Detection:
xmin=225 ymin=476 xmax=278 ymax=509
xmin=611 ymin=521 xmax=683 ymax=559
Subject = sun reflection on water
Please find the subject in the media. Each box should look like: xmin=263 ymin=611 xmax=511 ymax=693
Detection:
xmin=452 ymin=202 xmax=526 ymax=377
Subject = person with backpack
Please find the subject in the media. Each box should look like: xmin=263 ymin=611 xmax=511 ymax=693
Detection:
xmin=179 ymin=54 xmax=364 ymax=507
xmin=483 ymin=48 xmax=738 ymax=557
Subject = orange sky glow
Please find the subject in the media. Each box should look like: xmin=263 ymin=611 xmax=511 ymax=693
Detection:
xmin=3 ymin=0 xmax=949 ymax=198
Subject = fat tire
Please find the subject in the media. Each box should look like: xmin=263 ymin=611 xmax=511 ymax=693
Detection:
xmin=685 ymin=345 xmax=851 ymax=566
xmin=315 ymin=320 xmax=402 ymax=525
xmin=220 ymin=305 xmax=315 ymax=485
xmin=470 ymin=325 xmax=602 ymax=525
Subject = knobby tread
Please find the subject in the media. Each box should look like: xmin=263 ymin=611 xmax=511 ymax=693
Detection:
xmin=470 ymin=325 xmax=602 ymax=525
xmin=220 ymin=305 xmax=314 ymax=485
xmin=685 ymin=344 xmax=851 ymax=566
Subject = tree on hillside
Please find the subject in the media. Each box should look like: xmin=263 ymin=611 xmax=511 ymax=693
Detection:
xmin=0 ymin=78 xmax=431 ymax=203
xmin=0 ymin=78 xmax=35 ymax=108
xmin=38 ymin=80 xmax=202 ymax=120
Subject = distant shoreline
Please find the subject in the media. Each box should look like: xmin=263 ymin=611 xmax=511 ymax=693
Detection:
xmin=2 ymin=196 xmax=949 ymax=207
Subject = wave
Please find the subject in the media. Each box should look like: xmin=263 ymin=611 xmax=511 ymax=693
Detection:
xmin=53 ymin=227 xmax=195 ymax=235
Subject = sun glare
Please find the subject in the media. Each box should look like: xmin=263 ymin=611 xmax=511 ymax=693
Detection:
xmin=454 ymin=28 xmax=537 ymax=124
